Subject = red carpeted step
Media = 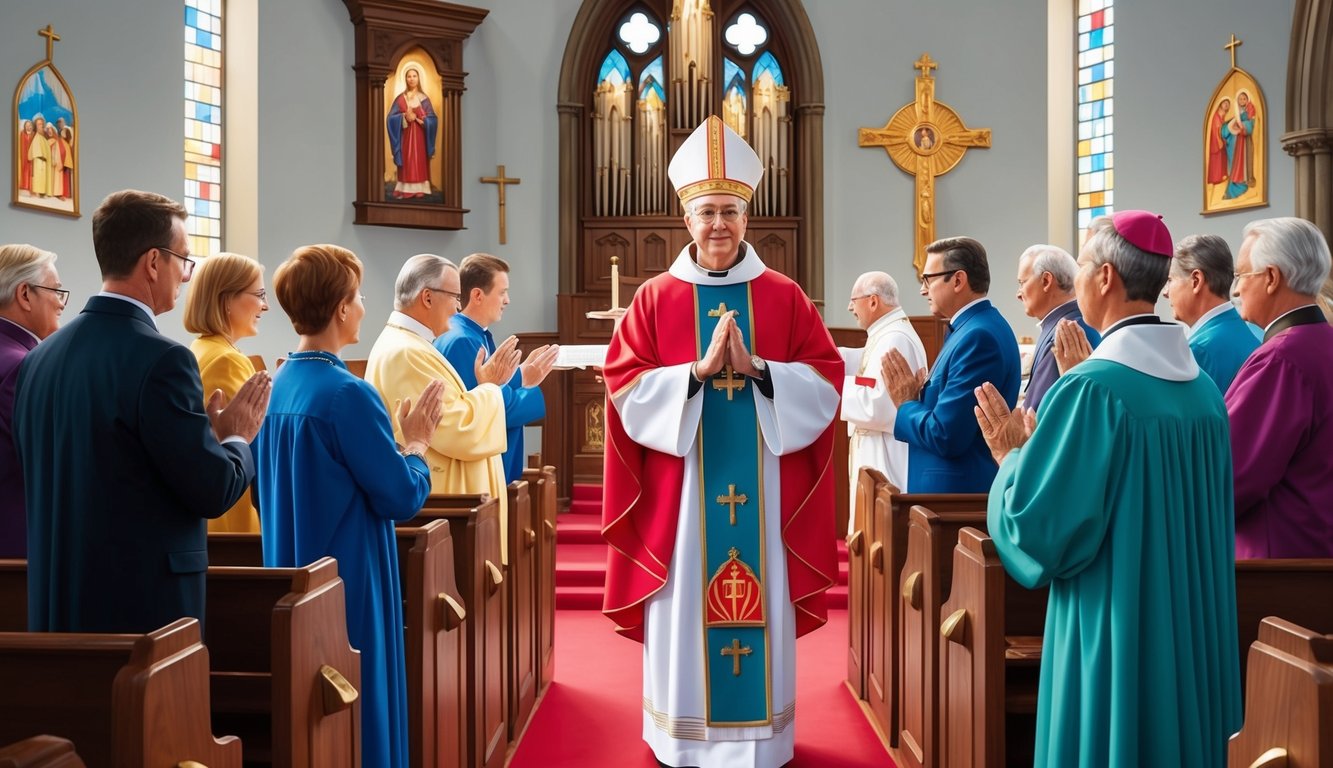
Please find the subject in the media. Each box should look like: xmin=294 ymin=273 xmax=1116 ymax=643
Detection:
xmin=555 ymin=513 xmax=603 ymax=546
xmin=556 ymin=585 xmax=605 ymax=610
xmin=556 ymin=543 xmax=607 ymax=587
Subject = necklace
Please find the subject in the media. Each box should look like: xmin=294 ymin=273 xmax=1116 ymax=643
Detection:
xmin=287 ymin=350 xmax=339 ymax=365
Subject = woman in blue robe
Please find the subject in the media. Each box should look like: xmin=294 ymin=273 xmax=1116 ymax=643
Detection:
xmin=256 ymin=244 xmax=445 ymax=768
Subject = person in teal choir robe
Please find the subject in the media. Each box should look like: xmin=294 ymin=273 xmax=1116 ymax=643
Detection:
xmin=1163 ymin=233 xmax=1259 ymax=394
xmin=1226 ymin=217 xmax=1333 ymax=558
xmin=256 ymin=244 xmax=445 ymax=768
xmin=881 ymin=236 xmax=1021 ymax=492
xmin=433 ymin=253 xmax=559 ymax=483
xmin=976 ymin=210 xmax=1241 ymax=768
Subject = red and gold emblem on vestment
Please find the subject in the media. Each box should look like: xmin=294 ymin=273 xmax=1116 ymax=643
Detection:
xmin=706 ymin=548 xmax=765 ymax=626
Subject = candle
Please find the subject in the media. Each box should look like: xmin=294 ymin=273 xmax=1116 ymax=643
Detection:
xmin=611 ymin=256 xmax=620 ymax=310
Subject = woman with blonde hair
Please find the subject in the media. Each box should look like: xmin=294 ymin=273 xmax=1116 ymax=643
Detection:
xmin=255 ymin=244 xmax=444 ymax=768
xmin=183 ymin=252 xmax=268 ymax=532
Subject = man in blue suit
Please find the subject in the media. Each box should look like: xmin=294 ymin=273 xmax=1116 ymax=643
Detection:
xmin=882 ymin=237 xmax=1021 ymax=492
xmin=15 ymin=189 xmax=270 ymax=633
xmin=1015 ymin=244 xmax=1101 ymax=412
xmin=434 ymin=253 xmax=559 ymax=483
xmin=1163 ymin=233 xmax=1260 ymax=394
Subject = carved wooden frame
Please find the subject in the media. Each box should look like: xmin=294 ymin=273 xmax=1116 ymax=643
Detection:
xmin=344 ymin=0 xmax=487 ymax=229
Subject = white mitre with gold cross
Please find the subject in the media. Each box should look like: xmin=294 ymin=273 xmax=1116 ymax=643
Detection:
xmin=667 ymin=115 xmax=763 ymax=205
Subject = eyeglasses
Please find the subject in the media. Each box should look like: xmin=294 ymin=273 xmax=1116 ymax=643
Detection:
xmin=153 ymin=246 xmax=196 ymax=279
xmin=691 ymin=207 xmax=743 ymax=224
xmin=920 ymin=269 xmax=961 ymax=288
xmin=1232 ymin=269 xmax=1265 ymax=284
xmin=426 ymin=287 xmax=462 ymax=305
xmin=1016 ymin=272 xmax=1044 ymax=288
xmin=243 ymin=289 xmax=267 ymax=301
xmin=848 ymin=294 xmax=874 ymax=302
xmin=29 ymin=284 xmax=70 ymax=307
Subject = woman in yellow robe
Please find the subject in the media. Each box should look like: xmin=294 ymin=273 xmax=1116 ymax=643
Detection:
xmin=183 ymin=252 xmax=269 ymax=532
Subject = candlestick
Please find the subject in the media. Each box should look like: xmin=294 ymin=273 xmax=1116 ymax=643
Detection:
xmin=611 ymin=256 xmax=620 ymax=310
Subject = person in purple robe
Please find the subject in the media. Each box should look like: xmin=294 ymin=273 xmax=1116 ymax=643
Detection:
xmin=0 ymin=244 xmax=66 ymax=558
xmin=1226 ymin=216 xmax=1333 ymax=558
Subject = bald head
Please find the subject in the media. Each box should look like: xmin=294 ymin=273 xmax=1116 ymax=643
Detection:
xmin=848 ymin=270 xmax=901 ymax=330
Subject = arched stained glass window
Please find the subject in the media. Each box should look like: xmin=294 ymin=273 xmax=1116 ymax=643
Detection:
xmin=599 ymin=49 xmax=632 ymax=87
xmin=1076 ymin=0 xmax=1114 ymax=241
xmin=185 ymin=0 xmax=223 ymax=256
xmin=640 ymin=56 xmax=665 ymax=102
xmin=593 ymin=8 xmax=666 ymax=215
xmin=753 ymin=51 xmax=784 ymax=87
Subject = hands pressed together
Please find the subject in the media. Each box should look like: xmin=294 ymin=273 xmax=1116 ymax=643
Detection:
xmin=973 ymin=381 xmax=1036 ymax=465
xmin=880 ymin=349 xmax=928 ymax=408
xmin=694 ymin=310 xmax=761 ymax=379
xmin=209 ymin=370 xmax=272 ymax=443
xmin=397 ymin=378 xmax=447 ymax=456
xmin=1053 ymin=319 xmax=1092 ymax=375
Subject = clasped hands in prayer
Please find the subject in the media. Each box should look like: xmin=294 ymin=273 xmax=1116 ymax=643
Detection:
xmin=694 ymin=309 xmax=760 ymax=379
xmin=473 ymin=335 xmax=562 ymax=388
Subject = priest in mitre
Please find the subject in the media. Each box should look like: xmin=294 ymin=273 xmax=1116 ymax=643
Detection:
xmin=365 ymin=253 xmax=520 ymax=562
xmin=974 ymin=211 xmax=1241 ymax=767
xmin=601 ymin=116 xmax=843 ymax=768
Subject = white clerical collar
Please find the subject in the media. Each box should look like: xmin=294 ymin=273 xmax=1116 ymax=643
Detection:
xmin=1187 ymin=301 xmax=1236 ymax=338
xmin=950 ymin=297 xmax=986 ymax=326
xmin=1263 ymin=304 xmax=1322 ymax=334
xmin=0 ymin=316 xmax=40 ymax=343
xmin=866 ymin=307 xmax=908 ymax=338
xmin=387 ymin=310 xmax=435 ymax=342
xmin=668 ymin=241 xmax=766 ymax=285
xmin=98 ymin=291 xmax=157 ymax=330
xmin=1089 ymin=319 xmax=1198 ymax=381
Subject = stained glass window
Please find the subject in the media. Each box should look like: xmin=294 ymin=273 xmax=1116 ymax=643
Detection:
xmin=185 ymin=0 xmax=223 ymax=256
xmin=598 ymin=49 xmax=631 ymax=89
xmin=640 ymin=56 xmax=665 ymax=103
xmin=1076 ymin=0 xmax=1113 ymax=241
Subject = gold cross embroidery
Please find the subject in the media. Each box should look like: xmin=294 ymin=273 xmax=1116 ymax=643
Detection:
xmin=716 ymin=484 xmax=748 ymax=525
xmin=707 ymin=301 xmax=731 ymax=318
xmin=711 ymin=367 xmax=746 ymax=400
xmin=720 ymin=638 xmax=752 ymax=676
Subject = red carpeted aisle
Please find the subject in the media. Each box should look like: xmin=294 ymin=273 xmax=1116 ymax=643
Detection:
xmin=513 ymin=484 xmax=889 ymax=767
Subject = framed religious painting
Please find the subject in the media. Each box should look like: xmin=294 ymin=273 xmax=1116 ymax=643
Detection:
xmin=1202 ymin=36 xmax=1267 ymax=215
xmin=344 ymin=0 xmax=487 ymax=229
xmin=12 ymin=26 xmax=79 ymax=218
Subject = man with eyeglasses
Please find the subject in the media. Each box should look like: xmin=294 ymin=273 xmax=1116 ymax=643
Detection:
xmin=1014 ymin=244 xmax=1099 ymax=411
xmin=14 ymin=189 xmax=271 ymax=634
xmin=880 ymin=236 xmax=1021 ymax=493
xmin=0 ymin=244 xmax=67 ymax=559
xmin=434 ymin=252 xmax=560 ymax=485
xmin=1225 ymin=216 xmax=1333 ymax=558
xmin=601 ymin=116 xmax=842 ymax=768
xmin=1161 ymin=234 xmax=1259 ymax=394
xmin=365 ymin=253 xmax=523 ymax=563
xmin=974 ymin=210 xmax=1241 ymax=766
xmin=838 ymin=270 xmax=924 ymax=528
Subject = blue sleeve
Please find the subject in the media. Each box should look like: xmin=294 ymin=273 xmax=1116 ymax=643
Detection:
xmin=503 ymin=370 xmax=546 ymax=427
xmin=895 ymin=327 xmax=1013 ymax=457
xmin=435 ymin=333 xmax=482 ymax=390
xmin=332 ymin=380 xmax=432 ymax=521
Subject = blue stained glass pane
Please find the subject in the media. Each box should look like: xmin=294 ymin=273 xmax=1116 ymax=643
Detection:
xmin=753 ymin=51 xmax=784 ymax=86
xmin=724 ymin=58 xmax=744 ymax=94
xmin=1091 ymin=63 xmax=1104 ymax=82
xmin=185 ymin=6 xmax=198 ymax=27
xmin=1092 ymin=154 xmax=1105 ymax=171
xmin=1093 ymin=206 xmax=1111 ymax=218
xmin=1078 ymin=85 xmax=1092 ymax=103
xmin=198 ymin=31 xmax=213 ymax=49
xmin=597 ymin=49 xmax=631 ymax=86
xmin=195 ymin=101 xmax=211 ymax=120
xmin=640 ymin=56 xmax=665 ymax=101
xmin=195 ymin=199 xmax=209 ymax=216
xmin=1090 ymin=28 xmax=1103 ymax=48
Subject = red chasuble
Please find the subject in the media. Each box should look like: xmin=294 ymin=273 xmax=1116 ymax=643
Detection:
xmin=601 ymin=267 xmax=843 ymax=642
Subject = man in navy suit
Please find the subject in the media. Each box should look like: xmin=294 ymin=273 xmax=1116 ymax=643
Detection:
xmin=0 ymin=244 xmax=66 ymax=558
xmin=882 ymin=237 xmax=1021 ymax=492
xmin=15 ymin=189 xmax=270 ymax=633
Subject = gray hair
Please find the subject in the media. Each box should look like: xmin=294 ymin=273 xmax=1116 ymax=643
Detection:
xmin=1082 ymin=216 xmax=1169 ymax=302
xmin=852 ymin=271 xmax=900 ymax=307
xmin=1172 ymin=234 xmax=1234 ymax=299
xmin=1242 ymin=217 xmax=1332 ymax=296
xmin=685 ymin=198 xmax=748 ymax=217
xmin=0 ymin=244 xmax=58 ymax=309
xmin=393 ymin=253 xmax=456 ymax=311
xmin=1019 ymin=244 xmax=1077 ymax=292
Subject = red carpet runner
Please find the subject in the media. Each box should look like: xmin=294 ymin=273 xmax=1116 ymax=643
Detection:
xmin=516 ymin=485 xmax=887 ymax=767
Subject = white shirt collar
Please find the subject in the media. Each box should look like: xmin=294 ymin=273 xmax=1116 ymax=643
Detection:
xmin=98 ymin=291 xmax=157 ymax=330
xmin=0 ymin=316 xmax=40 ymax=343
xmin=388 ymin=310 xmax=435 ymax=342
xmin=1187 ymin=301 xmax=1236 ymax=338
xmin=668 ymin=241 xmax=766 ymax=285
xmin=1088 ymin=321 xmax=1198 ymax=381
xmin=950 ymin=297 xmax=986 ymax=325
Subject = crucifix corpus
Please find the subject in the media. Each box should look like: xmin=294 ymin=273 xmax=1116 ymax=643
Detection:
xmin=859 ymin=54 xmax=991 ymax=278
xmin=480 ymin=165 xmax=520 ymax=244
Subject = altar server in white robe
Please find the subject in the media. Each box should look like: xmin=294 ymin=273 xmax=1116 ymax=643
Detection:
xmin=839 ymin=271 xmax=926 ymax=523
xmin=601 ymin=116 xmax=843 ymax=768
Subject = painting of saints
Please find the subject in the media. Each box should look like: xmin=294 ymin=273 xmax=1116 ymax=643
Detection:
xmin=386 ymin=66 xmax=438 ymax=199
xmin=915 ymin=126 xmax=936 ymax=150
xmin=1207 ymin=99 xmax=1230 ymax=186
xmin=58 ymin=125 xmax=74 ymax=196
xmin=1202 ymin=65 xmax=1266 ymax=214
xmin=1234 ymin=90 xmax=1257 ymax=186
xmin=45 ymin=124 xmax=64 ymax=199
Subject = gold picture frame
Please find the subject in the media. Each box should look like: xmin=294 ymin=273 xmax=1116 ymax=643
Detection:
xmin=1202 ymin=36 xmax=1266 ymax=215
xmin=12 ymin=26 xmax=79 ymax=218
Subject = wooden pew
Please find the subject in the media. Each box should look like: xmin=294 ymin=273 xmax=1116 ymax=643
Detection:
xmin=204 ymin=557 xmax=360 ymax=767
xmin=521 ymin=465 xmax=558 ymax=693
xmin=397 ymin=520 xmax=468 ymax=768
xmin=403 ymin=495 xmax=507 ymax=768
xmin=0 ymin=617 xmax=242 ymax=768
xmin=845 ymin=467 xmax=886 ymax=702
xmin=1234 ymin=559 xmax=1333 ymax=685
xmin=0 ymin=736 xmax=84 ymax=768
xmin=505 ymin=481 xmax=537 ymax=742
xmin=1228 ymin=617 xmax=1333 ymax=768
xmin=0 ymin=560 xmax=25 ymax=632
xmin=935 ymin=528 xmax=1048 ymax=768
xmin=895 ymin=503 xmax=992 ymax=767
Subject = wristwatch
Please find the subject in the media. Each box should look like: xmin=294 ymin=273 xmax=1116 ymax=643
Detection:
xmin=749 ymin=355 xmax=767 ymax=376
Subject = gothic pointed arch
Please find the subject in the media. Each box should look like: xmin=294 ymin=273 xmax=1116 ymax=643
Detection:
xmin=1282 ymin=0 xmax=1333 ymax=318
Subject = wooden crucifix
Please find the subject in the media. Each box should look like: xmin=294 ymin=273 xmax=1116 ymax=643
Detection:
xmin=859 ymin=54 xmax=991 ymax=278
xmin=480 ymin=165 xmax=520 ymax=244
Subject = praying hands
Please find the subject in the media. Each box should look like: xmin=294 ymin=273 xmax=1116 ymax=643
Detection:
xmin=973 ymin=380 xmax=1036 ymax=465
xmin=1053 ymin=318 xmax=1093 ymax=375
xmin=880 ymin=348 xmax=928 ymax=407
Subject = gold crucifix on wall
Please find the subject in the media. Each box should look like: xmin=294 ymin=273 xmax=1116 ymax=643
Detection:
xmin=859 ymin=54 xmax=992 ymax=278
xmin=480 ymin=165 xmax=521 ymax=244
